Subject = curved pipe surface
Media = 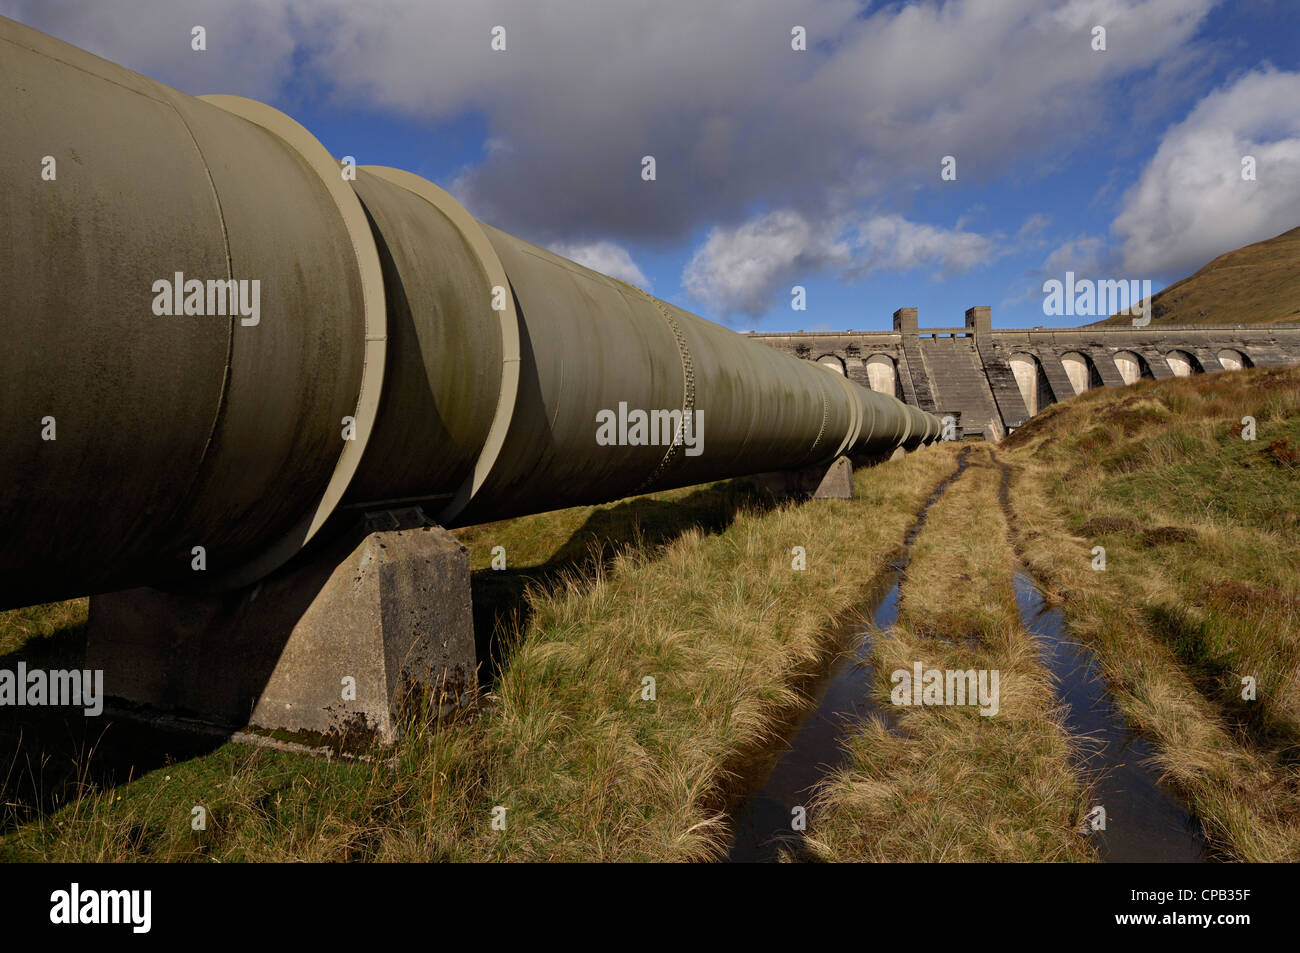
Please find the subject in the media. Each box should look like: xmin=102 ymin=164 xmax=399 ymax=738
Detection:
xmin=0 ymin=17 xmax=940 ymax=608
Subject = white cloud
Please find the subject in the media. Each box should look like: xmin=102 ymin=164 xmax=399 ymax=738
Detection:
xmin=682 ymin=209 xmax=996 ymax=317
xmin=1001 ymin=232 xmax=1109 ymax=309
xmin=1113 ymin=67 xmax=1300 ymax=276
xmin=849 ymin=215 xmax=998 ymax=278
xmin=548 ymin=240 xmax=652 ymax=290
xmin=1017 ymin=213 xmax=1052 ymax=243
xmin=682 ymin=210 xmax=851 ymax=316
xmin=1042 ymin=235 xmax=1108 ymax=277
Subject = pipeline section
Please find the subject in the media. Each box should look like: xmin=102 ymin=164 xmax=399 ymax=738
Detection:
xmin=0 ymin=17 xmax=940 ymax=607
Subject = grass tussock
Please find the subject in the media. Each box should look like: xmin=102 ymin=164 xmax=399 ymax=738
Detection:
xmin=2 ymin=447 xmax=962 ymax=861
xmin=805 ymin=447 xmax=1093 ymax=862
xmin=1000 ymin=365 xmax=1300 ymax=861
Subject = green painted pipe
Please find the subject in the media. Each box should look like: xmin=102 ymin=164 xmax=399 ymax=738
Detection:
xmin=0 ymin=16 xmax=939 ymax=608
xmin=1 ymin=19 xmax=385 ymax=601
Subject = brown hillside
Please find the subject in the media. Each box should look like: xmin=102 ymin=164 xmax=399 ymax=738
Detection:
xmin=1095 ymin=226 xmax=1300 ymax=327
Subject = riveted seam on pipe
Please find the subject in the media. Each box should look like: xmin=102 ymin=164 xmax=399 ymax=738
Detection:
xmin=826 ymin=369 xmax=864 ymax=460
xmin=811 ymin=377 xmax=829 ymax=455
xmin=631 ymin=286 xmax=696 ymax=496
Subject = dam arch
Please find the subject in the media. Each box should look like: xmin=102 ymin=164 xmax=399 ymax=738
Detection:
xmin=1008 ymin=353 xmax=1053 ymax=416
xmin=1060 ymin=351 xmax=1102 ymax=395
xmin=1112 ymin=350 xmax=1152 ymax=385
xmin=1217 ymin=348 xmax=1251 ymax=371
xmin=865 ymin=353 xmax=900 ymax=397
xmin=816 ymin=353 xmax=846 ymax=375
xmin=1166 ymin=349 xmax=1204 ymax=376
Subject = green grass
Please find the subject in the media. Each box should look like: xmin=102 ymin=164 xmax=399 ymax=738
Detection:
xmin=0 ymin=599 xmax=87 ymax=659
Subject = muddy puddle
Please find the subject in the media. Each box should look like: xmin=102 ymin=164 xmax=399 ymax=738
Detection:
xmin=1014 ymin=572 xmax=1209 ymax=862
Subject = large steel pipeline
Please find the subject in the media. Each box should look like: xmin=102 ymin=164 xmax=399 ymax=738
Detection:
xmin=0 ymin=17 xmax=940 ymax=609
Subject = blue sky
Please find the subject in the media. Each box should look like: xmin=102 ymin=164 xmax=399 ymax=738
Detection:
xmin=7 ymin=0 xmax=1300 ymax=332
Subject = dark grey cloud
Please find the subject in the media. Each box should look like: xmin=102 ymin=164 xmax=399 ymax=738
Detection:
xmin=4 ymin=0 xmax=1217 ymax=244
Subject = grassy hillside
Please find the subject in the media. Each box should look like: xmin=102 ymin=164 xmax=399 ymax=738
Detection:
xmin=1000 ymin=365 xmax=1300 ymax=860
xmin=1095 ymin=226 xmax=1300 ymax=327
xmin=808 ymin=366 xmax=1298 ymax=863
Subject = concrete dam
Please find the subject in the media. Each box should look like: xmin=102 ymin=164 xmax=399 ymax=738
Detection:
xmin=755 ymin=306 xmax=1300 ymax=439
xmin=0 ymin=18 xmax=939 ymax=743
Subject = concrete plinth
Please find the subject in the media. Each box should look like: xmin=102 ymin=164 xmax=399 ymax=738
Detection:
xmin=85 ymin=508 xmax=475 ymax=748
xmin=753 ymin=455 xmax=855 ymax=500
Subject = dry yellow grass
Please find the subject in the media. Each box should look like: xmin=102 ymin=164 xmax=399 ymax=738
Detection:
xmin=404 ymin=445 xmax=965 ymax=861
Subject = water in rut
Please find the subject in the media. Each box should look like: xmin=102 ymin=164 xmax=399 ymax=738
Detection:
xmin=1014 ymin=572 xmax=1208 ymax=862
xmin=725 ymin=450 xmax=968 ymax=861
xmin=726 ymin=448 xmax=1208 ymax=862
